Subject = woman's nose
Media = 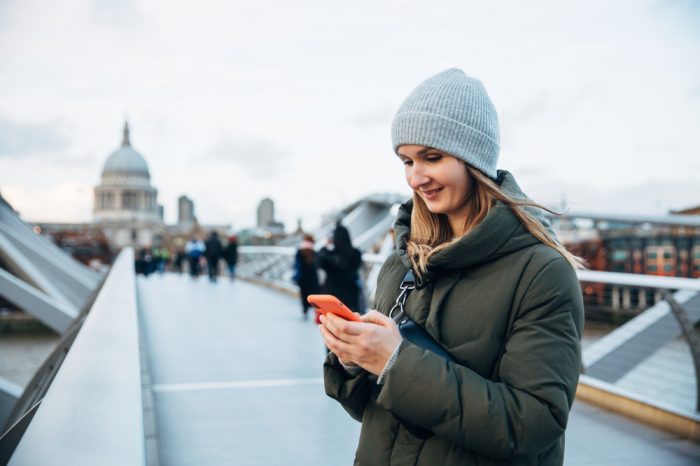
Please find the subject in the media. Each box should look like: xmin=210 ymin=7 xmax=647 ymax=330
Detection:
xmin=408 ymin=164 xmax=430 ymax=190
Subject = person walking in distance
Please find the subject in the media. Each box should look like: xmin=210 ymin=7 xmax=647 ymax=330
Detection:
xmin=320 ymin=68 xmax=585 ymax=466
xmin=204 ymin=231 xmax=223 ymax=283
xmin=293 ymin=234 xmax=320 ymax=319
xmin=185 ymin=236 xmax=205 ymax=278
xmin=317 ymin=223 xmax=363 ymax=314
xmin=224 ymin=235 xmax=239 ymax=281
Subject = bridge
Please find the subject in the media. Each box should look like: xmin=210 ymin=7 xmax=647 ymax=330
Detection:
xmin=1 ymin=194 xmax=700 ymax=465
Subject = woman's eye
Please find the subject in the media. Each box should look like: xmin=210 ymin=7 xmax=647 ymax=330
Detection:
xmin=402 ymin=159 xmax=413 ymax=166
xmin=426 ymin=155 xmax=442 ymax=162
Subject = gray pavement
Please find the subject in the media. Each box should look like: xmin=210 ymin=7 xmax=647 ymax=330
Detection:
xmin=138 ymin=274 xmax=700 ymax=466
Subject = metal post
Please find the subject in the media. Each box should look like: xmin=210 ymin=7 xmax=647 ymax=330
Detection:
xmin=639 ymin=289 xmax=647 ymax=308
xmin=622 ymin=287 xmax=631 ymax=309
xmin=662 ymin=291 xmax=700 ymax=412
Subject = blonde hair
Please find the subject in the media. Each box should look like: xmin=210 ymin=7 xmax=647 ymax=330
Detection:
xmin=406 ymin=164 xmax=586 ymax=276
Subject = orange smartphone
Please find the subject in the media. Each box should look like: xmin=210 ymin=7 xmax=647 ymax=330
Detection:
xmin=307 ymin=294 xmax=362 ymax=322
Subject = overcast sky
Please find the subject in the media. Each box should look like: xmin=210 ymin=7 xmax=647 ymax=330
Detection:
xmin=1 ymin=0 xmax=699 ymax=231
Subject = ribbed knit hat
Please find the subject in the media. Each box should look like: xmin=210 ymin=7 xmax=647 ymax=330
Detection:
xmin=391 ymin=68 xmax=500 ymax=179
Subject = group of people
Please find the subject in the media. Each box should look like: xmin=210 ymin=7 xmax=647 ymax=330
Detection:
xmin=184 ymin=232 xmax=238 ymax=282
xmin=134 ymin=232 xmax=238 ymax=282
xmin=293 ymin=223 xmax=363 ymax=320
xmin=134 ymin=247 xmax=170 ymax=276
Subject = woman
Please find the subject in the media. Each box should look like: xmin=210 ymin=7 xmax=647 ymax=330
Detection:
xmin=294 ymin=233 xmax=320 ymax=318
xmin=317 ymin=223 xmax=363 ymax=314
xmin=320 ymin=68 xmax=584 ymax=466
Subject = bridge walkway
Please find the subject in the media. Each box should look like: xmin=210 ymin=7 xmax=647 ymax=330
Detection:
xmin=137 ymin=274 xmax=700 ymax=466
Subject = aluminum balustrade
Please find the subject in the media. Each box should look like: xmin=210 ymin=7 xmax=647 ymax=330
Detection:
xmin=2 ymin=248 xmax=145 ymax=466
xmin=236 ymin=246 xmax=386 ymax=302
xmin=576 ymin=270 xmax=700 ymax=439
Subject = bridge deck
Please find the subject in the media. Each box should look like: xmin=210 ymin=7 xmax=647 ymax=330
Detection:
xmin=137 ymin=274 xmax=700 ymax=466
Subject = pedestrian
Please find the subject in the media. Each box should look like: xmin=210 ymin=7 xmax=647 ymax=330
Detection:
xmin=317 ymin=223 xmax=363 ymax=314
xmin=141 ymin=248 xmax=154 ymax=276
xmin=185 ymin=236 xmax=205 ymax=278
xmin=134 ymin=249 xmax=145 ymax=275
xmin=173 ymin=249 xmax=185 ymax=274
xmin=204 ymin=231 xmax=223 ymax=283
xmin=320 ymin=68 xmax=585 ymax=465
xmin=223 ymin=235 xmax=239 ymax=280
xmin=293 ymin=234 xmax=320 ymax=319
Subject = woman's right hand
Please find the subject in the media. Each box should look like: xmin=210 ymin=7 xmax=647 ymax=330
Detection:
xmin=319 ymin=310 xmax=402 ymax=376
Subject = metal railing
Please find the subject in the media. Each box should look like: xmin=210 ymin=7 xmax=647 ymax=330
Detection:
xmin=236 ymin=244 xmax=388 ymax=305
xmin=1 ymin=248 xmax=145 ymax=466
xmin=577 ymin=270 xmax=700 ymax=419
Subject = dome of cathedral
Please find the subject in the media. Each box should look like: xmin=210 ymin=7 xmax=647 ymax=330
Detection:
xmin=101 ymin=122 xmax=150 ymax=178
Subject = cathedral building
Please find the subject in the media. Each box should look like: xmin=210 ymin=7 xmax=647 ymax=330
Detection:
xmin=29 ymin=121 xmax=230 ymax=264
xmin=93 ymin=122 xmax=165 ymax=248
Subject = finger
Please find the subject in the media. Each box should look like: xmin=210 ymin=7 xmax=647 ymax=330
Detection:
xmin=361 ymin=310 xmax=395 ymax=328
xmin=319 ymin=322 xmax=344 ymax=348
xmin=326 ymin=312 xmax=365 ymax=336
xmin=320 ymin=316 xmax=354 ymax=344
xmin=320 ymin=324 xmax=356 ymax=360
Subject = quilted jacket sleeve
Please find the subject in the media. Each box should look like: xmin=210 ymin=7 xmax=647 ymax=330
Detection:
xmin=376 ymin=256 xmax=584 ymax=458
xmin=323 ymin=352 xmax=371 ymax=422
xmin=322 ymin=253 xmax=398 ymax=422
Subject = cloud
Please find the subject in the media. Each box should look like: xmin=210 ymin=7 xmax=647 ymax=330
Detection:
xmin=502 ymin=92 xmax=550 ymax=127
xmin=523 ymin=177 xmax=700 ymax=216
xmin=0 ymin=118 xmax=71 ymax=158
xmin=201 ymin=135 xmax=290 ymax=177
xmin=352 ymin=107 xmax=393 ymax=128
xmin=690 ymin=83 xmax=700 ymax=97
xmin=1 ymin=182 xmax=93 ymax=222
xmin=635 ymin=143 xmax=680 ymax=153
xmin=90 ymin=0 xmax=146 ymax=30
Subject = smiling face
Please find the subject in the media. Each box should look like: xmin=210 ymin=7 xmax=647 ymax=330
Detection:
xmin=397 ymin=145 xmax=472 ymax=233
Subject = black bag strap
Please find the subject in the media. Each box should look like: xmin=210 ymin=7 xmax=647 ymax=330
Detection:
xmin=388 ymin=269 xmax=416 ymax=324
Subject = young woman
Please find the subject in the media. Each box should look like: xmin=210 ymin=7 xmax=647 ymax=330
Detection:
xmin=320 ymin=68 xmax=584 ymax=466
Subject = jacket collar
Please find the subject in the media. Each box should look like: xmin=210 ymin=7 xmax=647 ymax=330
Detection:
xmin=394 ymin=170 xmax=548 ymax=271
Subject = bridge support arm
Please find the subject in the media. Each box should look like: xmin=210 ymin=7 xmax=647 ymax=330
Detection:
xmin=662 ymin=291 xmax=700 ymax=412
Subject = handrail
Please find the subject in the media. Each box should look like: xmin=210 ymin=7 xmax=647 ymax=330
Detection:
xmin=5 ymin=248 xmax=144 ymax=466
xmin=578 ymin=270 xmax=700 ymax=291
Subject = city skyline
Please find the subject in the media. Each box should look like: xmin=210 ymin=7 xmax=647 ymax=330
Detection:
xmin=1 ymin=0 xmax=699 ymax=230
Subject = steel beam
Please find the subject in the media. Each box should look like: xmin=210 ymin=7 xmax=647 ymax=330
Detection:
xmin=0 ymin=269 xmax=76 ymax=333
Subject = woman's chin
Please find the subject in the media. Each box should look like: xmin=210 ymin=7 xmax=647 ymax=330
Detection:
xmin=424 ymin=202 xmax=447 ymax=215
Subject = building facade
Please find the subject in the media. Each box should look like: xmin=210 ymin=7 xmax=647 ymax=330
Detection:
xmin=178 ymin=195 xmax=196 ymax=226
xmin=93 ymin=122 xmax=165 ymax=248
xmin=257 ymin=198 xmax=274 ymax=228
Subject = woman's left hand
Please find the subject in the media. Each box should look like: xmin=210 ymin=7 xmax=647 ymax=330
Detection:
xmin=319 ymin=310 xmax=402 ymax=376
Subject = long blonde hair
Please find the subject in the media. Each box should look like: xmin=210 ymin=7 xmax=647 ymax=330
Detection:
xmin=406 ymin=165 xmax=586 ymax=275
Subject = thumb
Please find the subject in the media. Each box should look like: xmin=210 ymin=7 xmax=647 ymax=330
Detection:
xmin=361 ymin=310 xmax=394 ymax=328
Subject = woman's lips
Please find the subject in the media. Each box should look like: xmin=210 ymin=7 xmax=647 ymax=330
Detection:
xmin=421 ymin=187 xmax=443 ymax=201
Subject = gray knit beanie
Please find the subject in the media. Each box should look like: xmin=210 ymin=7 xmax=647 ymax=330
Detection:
xmin=391 ymin=68 xmax=500 ymax=179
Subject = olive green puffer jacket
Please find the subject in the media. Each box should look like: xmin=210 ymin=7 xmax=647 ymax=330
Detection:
xmin=324 ymin=173 xmax=584 ymax=466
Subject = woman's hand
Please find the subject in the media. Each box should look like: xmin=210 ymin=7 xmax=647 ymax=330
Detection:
xmin=319 ymin=310 xmax=402 ymax=376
